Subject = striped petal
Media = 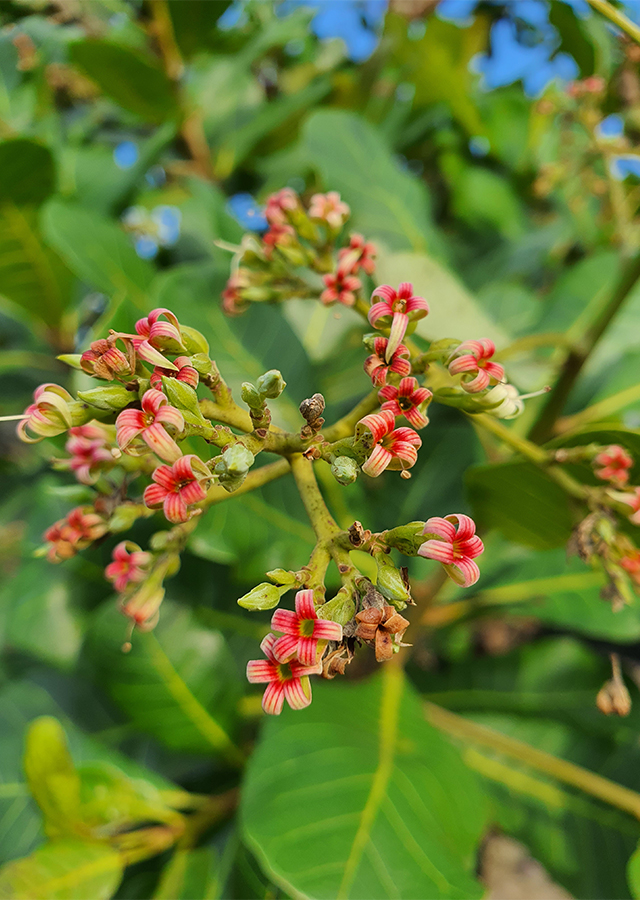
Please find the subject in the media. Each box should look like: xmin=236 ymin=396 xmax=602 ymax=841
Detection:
xmin=163 ymin=492 xmax=189 ymax=523
xmin=386 ymin=312 xmax=409 ymax=361
xmin=173 ymin=455 xmax=197 ymax=481
xmin=246 ymin=659 xmax=277 ymax=683
xmin=142 ymin=423 xmax=183 ymax=462
xmin=371 ymin=284 xmax=396 ymax=304
xmin=418 ymin=539 xmax=455 ymax=564
xmin=283 ymin=677 xmax=312 ymax=710
xmin=405 ymin=296 xmax=429 ymax=317
xmin=391 ymin=427 xmax=422 ymax=448
xmin=143 ymin=483 xmax=168 ymax=508
xmin=423 ymin=516 xmax=457 ymax=542
xmin=362 ymin=444 xmax=392 ymax=477
xmin=462 ymin=535 xmax=484 ymax=559
xmin=451 ymin=513 xmax=477 ymax=542
xmin=312 ymin=619 xmax=343 ymax=641
xmin=116 ymin=409 xmax=145 ymax=429
xmin=397 ymin=282 xmax=414 ymax=299
xmin=463 ymin=369 xmax=491 ymax=393
xmin=179 ymin=481 xmax=207 ymax=505
xmin=404 ymin=406 xmax=429 ymax=429
xmin=368 ymin=301 xmax=393 ymax=327
xmin=151 ymin=465 xmax=177 ymax=491
xmin=449 ymin=354 xmax=479 ymax=376
xmin=360 ymin=410 xmax=394 ymax=443
xmin=141 ymin=389 xmax=167 ymax=415
xmin=116 ymin=424 xmax=144 ymax=450
xmin=388 ymin=442 xmax=418 ymax=467
xmin=260 ymin=633 xmax=279 ymax=663
xmin=271 ymin=608 xmax=300 ymax=636
xmin=137 ymin=341 xmax=178 ymax=369
xmin=484 ymin=361 xmax=505 ymax=381
xmin=262 ymin=681 xmax=285 ymax=715
xmin=295 ymin=589 xmax=316 ymax=619
xmin=390 ymin=356 xmax=412 ymax=377
xmin=378 ymin=385 xmax=398 ymax=403
xmin=296 ymin=637 xmax=319 ymax=667
xmin=155 ymin=405 xmax=184 ymax=432
xmin=451 ymin=557 xmax=480 ymax=588
xmin=272 ymin=634 xmax=300 ymax=663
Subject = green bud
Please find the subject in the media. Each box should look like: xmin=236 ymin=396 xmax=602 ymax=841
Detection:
xmin=180 ymin=325 xmax=209 ymax=355
xmin=150 ymin=530 xmax=172 ymax=551
xmin=109 ymin=503 xmax=150 ymax=532
xmin=190 ymin=353 xmax=213 ymax=376
xmin=77 ymin=384 xmax=134 ymax=411
xmin=238 ymin=582 xmax=282 ymax=611
xmin=266 ymin=568 xmax=298 ymax=586
xmin=220 ymin=443 xmax=254 ymax=476
xmin=375 ymin=554 xmax=411 ymax=608
xmin=362 ymin=333 xmax=379 ymax=352
xmin=331 ymin=456 xmax=359 ymax=485
xmin=56 ymin=353 xmax=83 ymax=371
xmin=241 ymin=382 xmax=264 ymax=409
xmin=317 ymin=587 xmax=355 ymax=626
xmin=162 ymin=378 xmax=203 ymax=418
xmin=257 ymin=369 xmax=286 ymax=399
xmin=383 ymin=522 xmax=426 ymax=556
xmin=68 ymin=401 xmax=95 ymax=427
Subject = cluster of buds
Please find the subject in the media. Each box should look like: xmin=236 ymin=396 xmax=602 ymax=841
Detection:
xmin=222 ymin=188 xmax=376 ymax=316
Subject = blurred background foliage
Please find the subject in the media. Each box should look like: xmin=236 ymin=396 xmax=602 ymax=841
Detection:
xmin=6 ymin=0 xmax=640 ymax=897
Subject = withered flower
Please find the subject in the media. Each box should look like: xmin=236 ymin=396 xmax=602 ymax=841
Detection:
xmin=354 ymin=605 xmax=410 ymax=662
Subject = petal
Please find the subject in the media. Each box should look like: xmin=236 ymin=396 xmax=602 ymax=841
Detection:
xmin=116 ymin=424 xmax=143 ymax=450
xmin=312 ymin=619 xmax=343 ymax=641
xmin=380 ymin=399 xmax=402 ymax=417
xmin=405 ymin=296 xmax=430 ymax=317
xmin=163 ymin=492 xmax=189 ymax=523
xmin=142 ymin=424 xmax=183 ymax=463
xmin=460 ymin=535 xmax=484 ymax=559
xmin=144 ymin=484 xmax=168 ymax=508
xmin=410 ymin=387 xmax=432 ymax=406
xmin=296 ymin=637 xmax=319 ymax=667
xmin=283 ymin=677 xmax=312 ymax=710
xmin=262 ymin=681 xmax=285 ymax=715
xmin=451 ymin=514 xmax=477 ymax=542
xmin=246 ymin=660 xmax=277 ymax=683
xmin=463 ymin=369 xmax=491 ymax=393
xmin=423 ymin=516 xmax=457 ymax=542
xmin=389 ymin=442 xmax=418 ymax=467
xmin=179 ymin=481 xmax=207 ymax=505
xmin=360 ymin=411 xmax=394 ymax=443
xmin=272 ymin=634 xmax=300 ymax=663
xmin=404 ymin=406 xmax=429 ymax=429
xmin=137 ymin=341 xmax=178 ymax=369
xmin=260 ymin=633 xmax=279 ymax=663
xmin=418 ymin=539 xmax=455 ymax=564
xmin=391 ymin=427 xmax=422 ymax=448
xmin=368 ymin=301 xmax=393 ymax=327
xmin=371 ymin=284 xmax=396 ymax=304
xmin=389 ymin=356 xmax=412 ymax=377
xmin=397 ymin=282 xmax=414 ymax=298
xmin=152 ymin=464 xmax=177 ymax=490
xmin=452 ymin=557 xmax=480 ymax=588
xmin=295 ymin=589 xmax=316 ymax=620
xmin=378 ymin=385 xmax=398 ymax=402
xmin=397 ymin=377 xmax=418 ymax=397
xmin=155 ymin=405 xmax=185 ymax=432
xmin=271 ymin=608 xmax=300 ymax=636
xmin=483 ymin=361 xmax=505 ymax=381
xmin=362 ymin=444 xmax=392 ymax=477
xmin=141 ymin=389 xmax=167 ymax=415
xmin=449 ymin=355 xmax=479 ymax=376
xmin=386 ymin=312 xmax=409 ymax=361
xmin=172 ymin=455 xmax=197 ymax=481
xmin=116 ymin=409 xmax=145 ymax=429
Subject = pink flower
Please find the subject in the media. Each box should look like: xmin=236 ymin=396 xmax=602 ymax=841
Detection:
xmin=246 ymin=633 xmax=322 ymax=715
xmin=357 ymin=408 xmax=422 ymax=477
xmin=149 ymin=356 xmax=199 ymax=390
xmin=113 ymin=308 xmax=184 ymax=369
xmin=44 ymin=506 xmax=108 ymax=563
xmin=17 ymin=383 xmax=74 ymax=442
xmin=265 ymin=188 xmax=298 ymax=226
xmin=337 ymin=233 xmax=377 ymax=276
xmin=116 ymin=389 xmax=184 ymax=463
xmin=368 ymin=283 xmax=429 ymax=362
xmin=448 ymin=339 xmax=505 ymax=393
xmin=80 ymin=337 xmax=134 ymax=381
xmin=105 ymin=541 xmax=152 ymax=592
xmin=144 ymin=454 xmax=210 ymax=523
xmin=320 ymin=272 xmax=361 ymax=306
xmin=64 ymin=424 xmax=116 ymax=484
xmin=379 ymin=377 xmax=432 ymax=429
xmin=594 ymin=445 xmax=633 ymax=487
xmin=222 ymin=271 xmax=249 ymax=316
xmin=263 ymin=223 xmax=296 ymax=257
xmin=270 ymin=589 xmax=343 ymax=666
xmin=308 ymin=191 xmax=350 ymax=229
xmin=418 ymin=514 xmax=484 ymax=587
xmin=363 ymin=337 xmax=411 ymax=387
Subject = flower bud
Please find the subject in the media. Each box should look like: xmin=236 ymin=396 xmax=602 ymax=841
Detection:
xmin=375 ymin=554 xmax=411 ymax=608
xmin=317 ymin=587 xmax=356 ymax=626
xmin=241 ymin=382 xmax=264 ymax=409
xmin=237 ymin=582 xmax=282 ymax=611
xmin=162 ymin=378 xmax=202 ymax=417
xmin=77 ymin=384 xmax=135 ymax=412
xmin=17 ymin=383 xmax=75 ymax=442
xmin=331 ymin=456 xmax=359 ymax=485
xmin=257 ymin=370 xmax=286 ymax=399
xmin=179 ymin=325 xmax=209 ymax=355
xmin=57 ymin=354 xmax=83 ymax=370
xmin=218 ymin=444 xmax=254 ymax=476
xmin=266 ymin=568 xmax=298 ymax=586
xmin=596 ymin=678 xmax=631 ymax=716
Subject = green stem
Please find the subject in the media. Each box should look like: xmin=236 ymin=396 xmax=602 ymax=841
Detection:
xmin=201 ymin=458 xmax=290 ymax=508
xmin=556 ymin=381 xmax=640 ymax=433
xmin=587 ymin=0 xmax=640 ymax=44
xmin=426 ymin=701 xmax=640 ymax=820
xmin=529 ymin=253 xmax=640 ymax=443
xmin=290 ymin=454 xmax=340 ymax=543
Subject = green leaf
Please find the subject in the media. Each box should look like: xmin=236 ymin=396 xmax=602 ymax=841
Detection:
xmin=466 ymin=461 xmax=573 ymax=550
xmin=0 ymin=140 xmax=54 ymax=206
xmin=301 ymin=109 xmax=442 ymax=256
xmin=69 ymin=41 xmax=179 ymax=123
xmin=85 ymin=601 xmax=243 ymax=762
xmin=41 ymin=200 xmax=155 ymax=311
xmin=23 ymin=718 xmax=82 ymax=841
xmin=548 ymin=2 xmax=595 ymax=78
xmin=0 ymin=839 xmax=122 ymax=900
xmin=628 ymin=843 xmax=640 ymax=899
xmin=242 ymin=668 xmax=487 ymax=899
xmin=167 ymin=0 xmax=232 ymax=58
xmin=376 ymin=250 xmax=509 ymax=346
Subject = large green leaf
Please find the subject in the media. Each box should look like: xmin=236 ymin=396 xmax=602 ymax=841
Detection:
xmin=301 ymin=110 xmax=441 ymax=256
xmin=466 ymin=461 xmax=574 ymax=550
xmin=167 ymin=0 xmax=232 ymax=58
xmin=85 ymin=601 xmax=242 ymax=762
xmin=0 ymin=839 xmax=122 ymax=900
xmin=153 ymin=846 xmax=218 ymax=900
xmin=41 ymin=200 xmax=155 ymax=311
xmin=69 ymin=41 xmax=179 ymax=123
xmin=23 ymin=718 xmax=82 ymax=841
xmin=0 ymin=140 xmax=54 ymax=206
xmin=242 ymin=667 xmax=488 ymax=899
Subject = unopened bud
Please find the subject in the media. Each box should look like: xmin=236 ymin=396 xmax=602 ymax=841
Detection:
xmin=241 ymin=383 xmax=264 ymax=409
xmin=300 ymin=393 xmax=325 ymax=424
xmin=596 ymin=678 xmax=631 ymax=716
xmin=238 ymin=582 xmax=282 ymax=611
xmin=375 ymin=554 xmax=411 ymax=608
xmin=77 ymin=384 xmax=134 ymax=411
xmin=57 ymin=353 xmax=83 ymax=370
xmin=179 ymin=325 xmax=209 ymax=355
xmin=219 ymin=444 xmax=254 ymax=476
xmin=257 ymin=369 xmax=286 ymax=399
xmin=331 ymin=456 xmax=359 ymax=485
xmin=266 ymin=568 xmax=298 ymax=586
xmin=317 ymin=587 xmax=355 ymax=626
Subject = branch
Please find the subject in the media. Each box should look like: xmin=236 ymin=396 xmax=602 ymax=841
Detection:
xmin=587 ymin=0 xmax=640 ymax=45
